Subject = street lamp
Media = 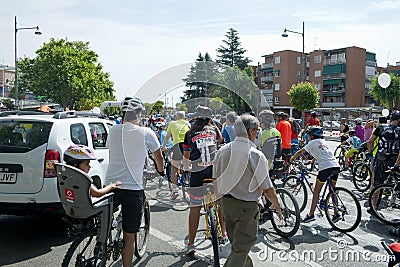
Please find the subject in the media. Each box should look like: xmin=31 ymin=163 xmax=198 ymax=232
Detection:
xmin=282 ymin=21 xmax=305 ymax=82
xmin=14 ymin=16 xmax=41 ymax=109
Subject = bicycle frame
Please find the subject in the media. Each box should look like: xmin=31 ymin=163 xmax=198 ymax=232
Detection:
xmin=203 ymin=187 xmax=223 ymax=240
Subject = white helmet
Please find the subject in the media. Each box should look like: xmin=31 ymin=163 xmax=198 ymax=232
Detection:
xmin=155 ymin=121 xmax=165 ymax=128
xmin=121 ymin=97 xmax=145 ymax=112
xmin=354 ymin=117 xmax=362 ymax=124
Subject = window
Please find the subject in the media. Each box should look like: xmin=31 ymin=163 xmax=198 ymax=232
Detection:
xmin=70 ymin=123 xmax=88 ymax=146
xmin=297 ymin=71 xmax=301 ymax=77
xmin=316 ymin=83 xmax=321 ymax=90
xmin=331 ymin=54 xmax=337 ymax=60
xmin=314 ymin=55 xmax=321 ymax=63
xmin=89 ymin=123 xmax=108 ymax=148
xmin=314 ymin=70 xmax=321 ymax=77
xmin=275 ymin=56 xmax=280 ymax=64
xmin=274 ymin=83 xmax=280 ymax=91
xmin=274 ymin=96 xmax=280 ymax=104
xmin=297 ymin=57 xmax=301 ymax=64
xmin=338 ymin=53 xmax=345 ymax=59
xmin=274 ymin=71 xmax=280 ymax=77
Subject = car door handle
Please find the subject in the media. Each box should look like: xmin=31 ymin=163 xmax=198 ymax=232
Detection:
xmin=97 ymin=158 xmax=104 ymax=163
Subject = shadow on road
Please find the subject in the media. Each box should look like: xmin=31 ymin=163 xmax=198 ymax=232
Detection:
xmin=0 ymin=214 xmax=70 ymax=266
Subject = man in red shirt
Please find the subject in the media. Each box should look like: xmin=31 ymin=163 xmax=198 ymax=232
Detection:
xmin=307 ymin=111 xmax=320 ymax=127
xmin=276 ymin=112 xmax=292 ymax=161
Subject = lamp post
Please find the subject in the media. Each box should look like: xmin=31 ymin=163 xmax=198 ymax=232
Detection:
xmin=282 ymin=21 xmax=305 ymax=82
xmin=14 ymin=16 xmax=41 ymax=109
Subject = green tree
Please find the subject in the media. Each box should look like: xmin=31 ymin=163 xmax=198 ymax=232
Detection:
xmin=370 ymin=73 xmax=400 ymax=110
xmin=152 ymin=100 xmax=164 ymax=114
xmin=216 ymin=28 xmax=251 ymax=70
xmin=18 ymin=38 xmax=115 ymax=110
xmin=287 ymin=82 xmax=319 ymax=111
xmin=176 ymin=103 xmax=188 ymax=112
xmin=209 ymin=97 xmax=223 ymax=115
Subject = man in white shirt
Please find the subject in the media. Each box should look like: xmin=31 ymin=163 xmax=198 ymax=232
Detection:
xmin=214 ymin=114 xmax=282 ymax=267
xmin=106 ymin=97 xmax=164 ymax=267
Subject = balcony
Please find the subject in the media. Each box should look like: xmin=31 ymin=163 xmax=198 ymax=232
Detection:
xmin=322 ymin=102 xmax=345 ymax=107
xmin=261 ymin=76 xmax=274 ymax=83
xmin=260 ymin=63 xmax=273 ymax=70
xmin=323 ymin=58 xmax=346 ymax=65
xmin=322 ymin=89 xmax=345 ymax=96
xmin=366 ymin=61 xmax=377 ymax=67
xmin=260 ymin=89 xmax=273 ymax=95
xmin=323 ymin=73 xmax=346 ymax=80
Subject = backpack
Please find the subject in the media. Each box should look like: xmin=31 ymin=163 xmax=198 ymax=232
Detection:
xmin=352 ymin=136 xmax=362 ymax=149
xmin=378 ymin=125 xmax=400 ymax=156
xmin=292 ymin=120 xmax=301 ymax=133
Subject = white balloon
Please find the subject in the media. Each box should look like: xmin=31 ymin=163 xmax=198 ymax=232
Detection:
xmin=382 ymin=109 xmax=389 ymax=117
xmin=93 ymin=107 xmax=101 ymax=114
xmin=378 ymin=73 xmax=391 ymax=88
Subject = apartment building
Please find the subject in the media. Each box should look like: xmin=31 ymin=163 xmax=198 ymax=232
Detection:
xmin=0 ymin=65 xmax=14 ymax=98
xmin=255 ymin=46 xmax=378 ymax=117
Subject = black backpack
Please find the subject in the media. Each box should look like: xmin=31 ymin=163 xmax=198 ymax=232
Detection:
xmin=292 ymin=120 xmax=301 ymax=133
xmin=378 ymin=125 xmax=400 ymax=156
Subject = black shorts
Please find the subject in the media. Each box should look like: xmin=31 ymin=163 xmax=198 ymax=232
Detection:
xmin=171 ymin=143 xmax=184 ymax=161
xmin=113 ymin=189 xmax=144 ymax=233
xmin=189 ymin=166 xmax=213 ymax=205
xmin=317 ymin=167 xmax=340 ymax=183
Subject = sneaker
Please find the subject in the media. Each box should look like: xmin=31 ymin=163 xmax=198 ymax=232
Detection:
xmin=220 ymin=235 xmax=229 ymax=245
xmin=332 ymin=214 xmax=341 ymax=223
xmin=302 ymin=214 xmax=315 ymax=223
xmin=170 ymin=191 xmax=179 ymax=200
xmin=185 ymin=244 xmax=196 ymax=255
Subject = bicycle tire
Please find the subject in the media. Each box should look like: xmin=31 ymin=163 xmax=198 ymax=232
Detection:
xmin=282 ymin=175 xmax=308 ymax=212
xmin=62 ymin=233 xmax=103 ymax=267
xmin=208 ymin=206 xmax=220 ymax=267
xmin=324 ymin=187 xmax=361 ymax=232
xmin=334 ymin=145 xmax=342 ymax=158
xmin=337 ymin=157 xmax=347 ymax=172
xmin=134 ymin=199 xmax=150 ymax=258
xmin=352 ymin=163 xmax=371 ymax=192
xmin=369 ymin=183 xmax=400 ymax=226
xmin=271 ymin=188 xmax=300 ymax=237
xmin=181 ymin=172 xmax=190 ymax=204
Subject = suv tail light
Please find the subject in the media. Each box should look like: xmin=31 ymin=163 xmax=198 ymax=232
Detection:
xmin=44 ymin=150 xmax=60 ymax=178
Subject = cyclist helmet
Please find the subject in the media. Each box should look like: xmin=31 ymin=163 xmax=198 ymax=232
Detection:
xmin=258 ymin=109 xmax=274 ymax=124
xmin=64 ymin=145 xmax=96 ymax=165
xmin=354 ymin=117 xmax=362 ymax=124
xmin=194 ymin=106 xmax=213 ymax=119
xmin=390 ymin=111 xmax=400 ymax=121
xmin=306 ymin=126 xmax=323 ymax=138
xmin=121 ymin=96 xmax=145 ymax=112
xmin=348 ymin=129 xmax=356 ymax=136
xmin=155 ymin=121 xmax=165 ymax=128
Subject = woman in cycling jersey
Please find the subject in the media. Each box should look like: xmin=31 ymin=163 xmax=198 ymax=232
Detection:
xmin=64 ymin=144 xmax=120 ymax=197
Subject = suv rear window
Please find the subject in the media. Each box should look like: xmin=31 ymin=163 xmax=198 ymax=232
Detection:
xmin=0 ymin=120 xmax=53 ymax=153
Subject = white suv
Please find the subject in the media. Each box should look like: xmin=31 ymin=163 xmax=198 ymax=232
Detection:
xmin=0 ymin=110 xmax=113 ymax=215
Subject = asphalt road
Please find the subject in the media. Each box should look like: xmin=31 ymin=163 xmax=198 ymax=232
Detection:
xmin=0 ymin=140 xmax=398 ymax=267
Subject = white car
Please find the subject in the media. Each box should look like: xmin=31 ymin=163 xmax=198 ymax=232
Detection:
xmin=0 ymin=110 xmax=113 ymax=215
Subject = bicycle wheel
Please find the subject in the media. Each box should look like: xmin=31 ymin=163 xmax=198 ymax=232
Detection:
xmin=208 ymin=206 xmax=220 ymax=267
xmin=324 ymin=187 xmax=361 ymax=232
xmin=337 ymin=157 xmax=347 ymax=172
xmin=282 ymin=175 xmax=307 ymax=212
xmin=270 ymin=188 xmax=300 ymax=237
xmin=352 ymin=163 xmax=371 ymax=193
xmin=62 ymin=233 xmax=103 ymax=267
xmin=181 ymin=172 xmax=190 ymax=204
xmin=334 ymin=146 xmax=342 ymax=158
xmin=135 ymin=199 xmax=150 ymax=258
xmin=369 ymin=184 xmax=400 ymax=226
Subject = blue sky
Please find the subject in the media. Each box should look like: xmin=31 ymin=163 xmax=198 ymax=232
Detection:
xmin=1 ymin=0 xmax=400 ymax=103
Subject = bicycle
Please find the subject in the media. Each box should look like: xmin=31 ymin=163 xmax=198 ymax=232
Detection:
xmin=282 ymin=161 xmax=362 ymax=232
xmin=352 ymin=155 xmax=374 ymax=193
xmin=368 ymin=169 xmax=400 ymax=226
xmin=56 ymin=163 xmax=150 ymax=266
xmin=201 ymin=178 xmax=223 ymax=267
xmin=258 ymin=187 xmax=300 ymax=237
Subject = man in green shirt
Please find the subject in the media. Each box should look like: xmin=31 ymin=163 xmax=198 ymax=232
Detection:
xmin=258 ymin=110 xmax=282 ymax=171
xmin=162 ymin=111 xmax=191 ymax=199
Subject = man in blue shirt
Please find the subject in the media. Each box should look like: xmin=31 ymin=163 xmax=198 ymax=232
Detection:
xmin=222 ymin=112 xmax=236 ymax=144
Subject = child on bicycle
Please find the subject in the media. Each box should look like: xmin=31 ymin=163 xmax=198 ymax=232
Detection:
xmin=340 ymin=130 xmax=362 ymax=168
xmin=64 ymin=145 xmax=121 ymax=197
xmin=290 ymin=126 xmax=340 ymax=223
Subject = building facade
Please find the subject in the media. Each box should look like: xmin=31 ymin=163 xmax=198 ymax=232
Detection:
xmin=0 ymin=65 xmax=15 ymax=98
xmin=255 ymin=46 xmax=378 ymax=117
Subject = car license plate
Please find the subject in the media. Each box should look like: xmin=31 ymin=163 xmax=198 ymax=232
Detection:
xmin=0 ymin=172 xmax=17 ymax=184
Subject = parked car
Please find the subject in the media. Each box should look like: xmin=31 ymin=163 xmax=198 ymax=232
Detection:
xmin=0 ymin=110 xmax=113 ymax=216
xmin=322 ymin=120 xmax=340 ymax=131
